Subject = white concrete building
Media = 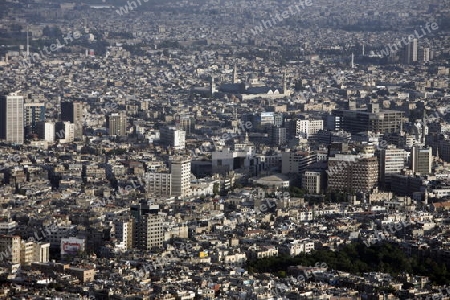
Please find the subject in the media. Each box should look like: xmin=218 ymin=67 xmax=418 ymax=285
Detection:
xmin=296 ymin=119 xmax=323 ymax=139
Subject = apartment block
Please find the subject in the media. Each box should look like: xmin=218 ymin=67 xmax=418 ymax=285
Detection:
xmin=327 ymin=155 xmax=378 ymax=192
xmin=170 ymin=158 xmax=191 ymax=198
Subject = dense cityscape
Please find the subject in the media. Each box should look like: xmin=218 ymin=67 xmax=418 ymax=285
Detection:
xmin=0 ymin=0 xmax=450 ymax=299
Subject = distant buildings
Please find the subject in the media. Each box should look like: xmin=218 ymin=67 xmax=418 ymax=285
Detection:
xmin=0 ymin=93 xmax=24 ymax=144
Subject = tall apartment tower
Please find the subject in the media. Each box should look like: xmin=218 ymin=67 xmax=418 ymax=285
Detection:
xmin=131 ymin=201 xmax=164 ymax=250
xmin=107 ymin=111 xmax=127 ymax=136
xmin=0 ymin=94 xmax=24 ymax=144
xmin=411 ymin=146 xmax=432 ymax=175
xmin=170 ymin=158 xmax=191 ymax=198
xmin=60 ymin=101 xmax=83 ymax=140
xmin=379 ymin=147 xmax=409 ymax=189
xmin=24 ymin=103 xmax=45 ymax=136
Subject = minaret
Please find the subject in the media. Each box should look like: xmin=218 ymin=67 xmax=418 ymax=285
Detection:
xmin=351 ymin=53 xmax=355 ymax=69
xmin=422 ymin=111 xmax=426 ymax=144
xmin=233 ymin=63 xmax=238 ymax=84
xmin=210 ymin=76 xmax=216 ymax=96
xmin=362 ymin=44 xmax=365 ymax=56
xmin=283 ymin=70 xmax=287 ymax=95
xmin=26 ymin=25 xmax=29 ymax=57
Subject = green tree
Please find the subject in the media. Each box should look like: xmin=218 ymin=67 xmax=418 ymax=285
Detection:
xmin=213 ymin=183 xmax=220 ymax=195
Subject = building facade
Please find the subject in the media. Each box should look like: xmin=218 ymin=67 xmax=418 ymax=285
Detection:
xmin=170 ymin=158 xmax=191 ymax=198
xmin=0 ymin=94 xmax=24 ymax=144
xmin=327 ymin=155 xmax=378 ymax=192
xmin=107 ymin=111 xmax=127 ymax=136
xmin=60 ymin=101 xmax=83 ymax=140
xmin=379 ymin=147 xmax=409 ymax=189
xmin=411 ymin=146 xmax=432 ymax=175
xmin=24 ymin=103 xmax=45 ymax=137
xmin=331 ymin=104 xmax=404 ymax=135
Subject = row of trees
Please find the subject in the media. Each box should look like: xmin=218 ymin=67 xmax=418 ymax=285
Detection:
xmin=247 ymin=242 xmax=450 ymax=285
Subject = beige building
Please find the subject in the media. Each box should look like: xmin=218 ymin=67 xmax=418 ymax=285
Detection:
xmin=327 ymin=155 xmax=378 ymax=193
xmin=296 ymin=119 xmax=323 ymax=139
xmin=379 ymin=147 xmax=409 ymax=188
xmin=281 ymin=151 xmax=317 ymax=174
xmin=170 ymin=158 xmax=191 ymax=198
xmin=411 ymin=146 xmax=432 ymax=175
xmin=107 ymin=111 xmax=127 ymax=136
xmin=0 ymin=235 xmax=21 ymax=264
xmin=34 ymin=242 xmax=50 ymax=263
xmin=113 ymin=218 xmax=133 ymax=250
xmin=131 ymin=202 xmax=164 ymax=250
xmin=145 ymin=171 xmax=172 ymax=197
xmin=302 ymin=171 xmax=322 ymax=194
xmin=20 ymin=241 xmax=34 ymax=265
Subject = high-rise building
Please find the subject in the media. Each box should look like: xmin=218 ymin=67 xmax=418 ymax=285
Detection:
xmin=0 ymin=94 xmax=24 ymax=144
xmin=113 ymin=218 xmax=133 ymax=250
xmin=302 ymin=171 xmax=322 ymax=194
xmin=331 ymin=104 xmax=404 ymax=135
xmin=160 ymin=126 xmax=186 ymax=150
xmin=55 ymin=121 xmax=75 ymax=143
xmin=412 ymin=38 xmax=418 ymax=62
xmin=36 ymin=122 xmax=55 ymax=143
xmin=175 ymin=114 xmax=195 ymax=135
xmin=379 ymin=147 xmax=409 ymax=189
xmin=411 ymin=146 xmax=432 ymax=175
xmin=107 ymin=111 xmax=127 ymax=136
xmin=145 ymin=171 xmax=172 ymax=197
xmin=327 ymin=155 xmax=378 ymax=193
xmin=419 ymin=47 xmax=431 ymax=62
xmin=60 ymin=101 xmax=82 ymax=139
xmin=131 ymin=201 xmax=164 ymax=250
xmin=170 ymin=158 xmax=191 ymax=198
xmin=24 ymin=103 xmax=45 ymax=137
xmin=271 ymin=126 xmax=286 ymax=146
